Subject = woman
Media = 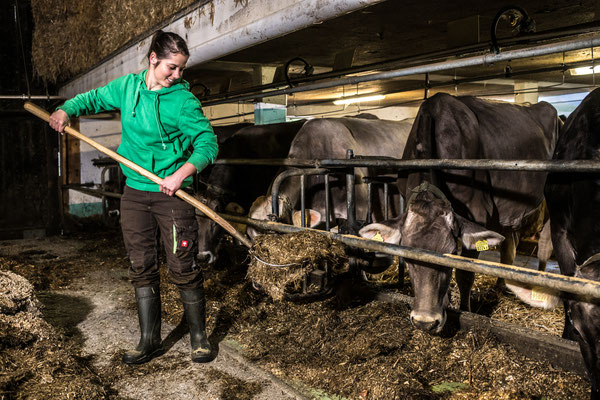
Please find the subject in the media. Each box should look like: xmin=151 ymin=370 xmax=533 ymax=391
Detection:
xmin=49 ymin=30 xmax=218 ymax=364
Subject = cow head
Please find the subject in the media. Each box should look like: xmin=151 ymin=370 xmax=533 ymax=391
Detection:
xmin=569 ymin=256 xmax=600 ymax=394
xmin=359 ymin=184 xmax=504 ymax=334
xmin=247 ymin=195 xmax=294 ymax=239
xmin=571 ymin=255 xmax=600 ymax=340
xmin=195 ymin=190 xmax=223 ymax=265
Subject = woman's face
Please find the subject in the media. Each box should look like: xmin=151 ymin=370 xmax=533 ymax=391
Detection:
xmin=148 ymin=51 xmax=189 ymax=89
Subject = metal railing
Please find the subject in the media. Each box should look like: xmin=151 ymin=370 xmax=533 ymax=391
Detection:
xmin=214 ymin=152 xmax=600 ymax=300
xmin=214 ymin=157 xmax=600 ymax=173
xmin=225 ymin=214 xmax=600 ymax=301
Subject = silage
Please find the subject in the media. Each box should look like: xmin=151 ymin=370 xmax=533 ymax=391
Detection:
xmin=0 ymin=267 xmax=108 ymax=399
xmin=247 ymin=231 xmax=349 ymax=301
xmin=0 ymin=231 xmax=589 ymax=399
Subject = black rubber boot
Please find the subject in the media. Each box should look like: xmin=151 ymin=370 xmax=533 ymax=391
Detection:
xmin=122 ymin=286 xmax=163 ymax=364
xmin=179 ymin=287 xmax=212 ymax=363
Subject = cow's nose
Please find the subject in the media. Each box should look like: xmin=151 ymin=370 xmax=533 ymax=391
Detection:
xmin=410 ymin=310 xmax=445 ymax=333
xmin=197 ymin=251 xmax=216 ymax=265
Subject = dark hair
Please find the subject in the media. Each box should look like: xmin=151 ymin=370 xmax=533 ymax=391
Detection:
xmin=147 ymin=30 xmax=189 ymax=60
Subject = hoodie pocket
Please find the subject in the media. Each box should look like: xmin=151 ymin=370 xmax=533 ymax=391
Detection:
xmin=152 ymin=142 xmax=184 ymax=176
xmin=117 ymin=144 xmax=154 ymax=178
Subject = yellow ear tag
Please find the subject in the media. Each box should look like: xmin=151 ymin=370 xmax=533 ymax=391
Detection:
xmin=531 ymin=288 xmax=549 ymax=302
xmin=372 ymin=231 xmax=384 ymax=242
xmin=475 ymin=240 xmax=489 ymax=251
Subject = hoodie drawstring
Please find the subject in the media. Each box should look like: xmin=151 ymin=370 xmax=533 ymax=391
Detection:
xmin=133 ymin=70 xmax=184 ymax=151
xmin=154 ymin=95 xmax=167 ymax=150
xmin=131 ymin=81 xmax=141 ymax=118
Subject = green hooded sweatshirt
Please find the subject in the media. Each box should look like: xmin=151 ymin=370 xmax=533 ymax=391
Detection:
xmin=58 ymin=70 xmax=218 ymax=192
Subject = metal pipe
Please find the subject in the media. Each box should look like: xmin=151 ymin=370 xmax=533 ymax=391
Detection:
xmin=346 ymin=150 xmax=356 ymax=233
xmin=366 ymin=182 xmax=373 ymax=224
xmin=0 ymin=95 xmax=65 ymax=100
xmin=222 ymin=213 xmax=600 ymax=300
xmin=270 ymin=168 xmax=329 ymax=217
xmin=203 ymin=34 xmax=600 ymax=105
xmin=384 ymin=183 xmax=389 ymax=220
xmin=300 ymin=174 xmax=306 ymax=227
xmin=215 ymin=158 xmax=317 ymax=167
xmin=325 ymin=174 xmax=331 ymax=231
xmin=200 ymin=22 xmax=600 ymax=104
xmin=215 ymin=157 xmax=600 ymax=173
xmin=321 ymin=158 xmax=600 ymax=172
xmin=206 ymin=59 xmax=594 ymax=120
xmin=101 ymin=167 xmax=109 ymax=218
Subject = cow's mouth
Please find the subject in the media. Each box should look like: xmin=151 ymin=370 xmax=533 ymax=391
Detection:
xmin=197 ymin=250 xmax=216 ymax=265
xmin=410 ymin=309 xmax=447 ymax=334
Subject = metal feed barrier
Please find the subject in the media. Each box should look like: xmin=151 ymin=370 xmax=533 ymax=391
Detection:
xmin=264 ymin=150 xmax=404 ymax=296
xmin=216 ymin=154 xmax=600 ymax=301
xmin=268 ymin=151 xmax=403 ymax=234
xmin=227 ymin=213 xmax=600 ymax=301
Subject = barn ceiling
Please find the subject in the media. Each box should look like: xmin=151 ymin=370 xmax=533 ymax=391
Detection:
xmin=182 ymin=0 xmax=600 ymax=108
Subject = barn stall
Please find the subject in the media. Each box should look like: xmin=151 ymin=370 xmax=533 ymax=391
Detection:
xmin=3 ymin=0 xmax=600 ymax=398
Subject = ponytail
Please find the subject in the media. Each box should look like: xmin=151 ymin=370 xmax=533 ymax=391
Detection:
xmin=147 ymin=30 xmax=189 ymax=60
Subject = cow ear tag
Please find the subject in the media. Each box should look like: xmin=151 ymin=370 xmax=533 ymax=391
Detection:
xmin=475 ymin=240 xmax=489 ymax=251
xmin=372 ymin=231 xmax=384 ymax=242
xmin=531 ymin=287 xmax=549 ymax=302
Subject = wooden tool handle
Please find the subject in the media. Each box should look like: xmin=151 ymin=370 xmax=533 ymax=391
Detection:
xmin=24 ymin=101 xmax=253 ymax=248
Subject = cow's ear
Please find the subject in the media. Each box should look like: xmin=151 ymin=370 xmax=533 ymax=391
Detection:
xmin=292 ymin=209 xmax=321 ymax=228
xmin=455 ymin=214 xmax=505 ymax=250
xmin=359 ymin=219 xmax=403 ymax=245
xmin=225 ymin=202 xmax=245 ymax=215
xmin=249 ymin=195 xmax=267 ymax=216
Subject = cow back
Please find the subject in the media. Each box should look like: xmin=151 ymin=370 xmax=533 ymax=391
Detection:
xmin=289 ymin=117 xmax=412 ymax=159
xmin=546 ymin=88 xmax=600 ymax=267
xmin=272 ymin=117 xmax=413 ymax=222
xmin=208 ymin=120 xmax=306 ymax=210
xmin=403 ymin=92 xmax=559 ymax=230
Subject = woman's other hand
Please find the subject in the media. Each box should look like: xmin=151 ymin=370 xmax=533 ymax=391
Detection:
xmin=159 ymin=174 xmax=184 ymax=196
xmin=49 ymin=109 xmax=70 ymax=133
xmin=159 ymin=163 xmax=197 ymax=196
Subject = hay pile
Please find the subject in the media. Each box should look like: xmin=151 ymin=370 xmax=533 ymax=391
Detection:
xmin=231 ymin=297 xmax=588 ymax=399
xmin=248 ymin=231 xmax=349 ymax=301
xmin=0 ymin=269 xmax=108 ymax=399
xmin=365 ymin=256 xmax=401 ymax=284
xmin=31 ymin=0 xmax=196 ymax=83
xmin=447 ymin=273 xmax=564 ymax=335
xmin=0 ymin=232 xmax=589 ymax=399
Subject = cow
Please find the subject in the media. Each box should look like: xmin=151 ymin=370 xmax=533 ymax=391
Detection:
xmin=195 ymin=120 xmax=306 ymax=265
xmin=502 ymin=204 xmax=559 ymax=310
xmin=358 ymin=92 xmax=560 ymax=333
xmin=545 ymin=88 xmax=600 ymax=399
xmin=247 ymin=116 xmax=414 ymax=238
xmin=212 ymin=122 xmax=253 ymax=144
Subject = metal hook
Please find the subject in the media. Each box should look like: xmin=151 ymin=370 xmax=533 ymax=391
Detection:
xmin=490 ymin=6 xmax=536 ymax=54
xmin=284 ymin=57 xmax=314 ymax=88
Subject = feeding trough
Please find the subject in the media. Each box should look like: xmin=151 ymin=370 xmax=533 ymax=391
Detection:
xmin=247 ymin=231 xmax=349 ymax=301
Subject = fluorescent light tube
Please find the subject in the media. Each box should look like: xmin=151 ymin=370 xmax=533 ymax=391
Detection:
xmin=333 ymin=95 xmax=385 ymax=105
xmin=570 ymin=65 xmax=600 ymax=76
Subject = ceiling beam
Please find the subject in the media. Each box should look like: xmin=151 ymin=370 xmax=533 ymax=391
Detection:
xmin=59 ymin=0 xmax=387 ymax=98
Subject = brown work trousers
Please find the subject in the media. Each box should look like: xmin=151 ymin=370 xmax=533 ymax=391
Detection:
xmin=120 ymin=185 xmax=202 ymax=289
